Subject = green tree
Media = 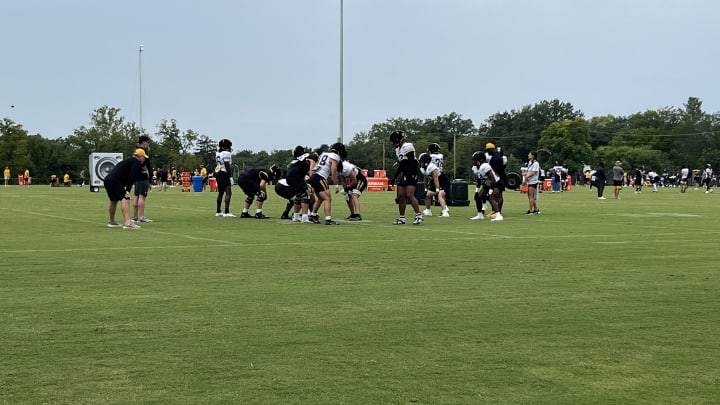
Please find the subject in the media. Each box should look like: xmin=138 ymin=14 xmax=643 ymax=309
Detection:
xmin=595 ymin=145 xmax=666 ymax=171
xmin=486 ymin=99 xmax=584 ymax=161
xmin=588 ymin=114 xmax=627 ymax=149
xmin=194 ymin=135 xmax=217 ymax=166
xmin=674 ymin=97 xmax=715 ymax=167
xmin=65 ymin=106 xmax=139 ymax=156
xmin=538 ymin=118 xmax=593 ymax=172
xmin=172 ymin=129 xmax=200 ymax=172
xmin=155 ymin=119 xmax=183 ymax=167
xmin=0 ymin=119 xmax=32 ymax=175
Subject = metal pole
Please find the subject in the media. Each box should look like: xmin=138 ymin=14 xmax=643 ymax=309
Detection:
xmin=138 ymin=44 xmax=144 ymax=133
xmin=339 ymin=0 xmax=344 ymax=144
xmin=382 ymin=139 xmax=385 ymax=170
xmin=453 ymin=134 xmax=457 ymax=179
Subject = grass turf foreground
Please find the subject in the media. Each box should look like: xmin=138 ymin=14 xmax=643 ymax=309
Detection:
xmin=1 ymin=184 xmax=719 ymax=404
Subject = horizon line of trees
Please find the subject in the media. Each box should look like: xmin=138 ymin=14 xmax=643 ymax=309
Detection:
xmin=2 ymin=97 xmax=719 ymax=185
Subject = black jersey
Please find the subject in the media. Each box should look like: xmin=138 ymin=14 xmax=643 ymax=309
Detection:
xmin=286 ymin=153 xmax=318 ymax=179
xmin=105 ymin=157 xmax=143 ymax=192
xmin=239 ymin=168 xmax=272 ymax=185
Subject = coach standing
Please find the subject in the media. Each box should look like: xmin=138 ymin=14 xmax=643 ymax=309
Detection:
xmin=132 ymin=135 xmax=153 ymax=223
xmin=105 ymin=149 xmax=148 ymax=229
xmin=612 ymin=161 xmax=624 ymax=200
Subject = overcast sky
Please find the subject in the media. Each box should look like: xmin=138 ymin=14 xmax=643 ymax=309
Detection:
xmin=2 ymin=0 xmax=718 ymax=152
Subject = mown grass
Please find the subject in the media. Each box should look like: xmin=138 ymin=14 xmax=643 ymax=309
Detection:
xmin=1 ymin=184 xmax=719 ymax=404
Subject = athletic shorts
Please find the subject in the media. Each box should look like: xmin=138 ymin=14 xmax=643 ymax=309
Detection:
xmin=215 ymin=171 xmax=231 ymax=190
xmin=308 ymin=173 xmax=330 ymax=194
xmin=104 ymin=178 xmax=126 ymax=202
xmin=237 ymin=175 xmax=261 ymax=196
xmin=134 ymin=180 xmax=150 ymax=196
xmin=396 ymin=170 xmax=419 ymax=187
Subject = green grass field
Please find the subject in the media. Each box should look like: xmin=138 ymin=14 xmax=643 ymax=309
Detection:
xmin=1 ymin=183 xmax=719 ymax=404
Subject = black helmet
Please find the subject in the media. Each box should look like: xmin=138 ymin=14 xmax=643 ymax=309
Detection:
xmin=472 ymin=151 xmax=485 ymax=163
xmin=269 ymin=165 xmax=282 ymax=180
xmin=389 ymin=130 xmax=405 ymax=146
xmin=418 ymin=153 xmax=431 ymax=165
xmin=330 ymin=142 xmax=347 ymax=159
xmin=292 ymin=145 xmax=305 ymax=158
xmin=218 ymin=138 xmax=232 ymax=150
xmin=428 ymin=143 xmax=440 ymax=153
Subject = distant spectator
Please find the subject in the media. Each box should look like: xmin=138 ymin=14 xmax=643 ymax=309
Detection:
xmin=680 ymin=164 xmax=689 ymax=193
xmin=633 ymin=168 xmax=643 ymax=194
xmin=524 ymin=151 xmax=541 ymax=215
xmin=594 ymin=162 xmax=607 ymax=200
xmin=613 ymin=161 xmax=624 ymax=199
xmin=200 ymin=164 xmax=208 ymax=191
xmin=702 ymin=164 xmax=713 ymax=194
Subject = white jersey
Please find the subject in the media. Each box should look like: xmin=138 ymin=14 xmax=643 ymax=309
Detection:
xmin=313 ymin=151 xmax=341 ymax=179
xmin=681 ymin=167 xmax=689 ymax=179
xmin=430 ymin=153 xmax=444 ymax=171
xmin=477 ymin=162 xmax=499 ymax=182
xmin=215 ymin=150 xmax=232 ymax=172
xmin=395 ymin=142 xmax=415 ymax=161
xmin=340 ymin=160 xmax=358 ymax=178
xmin=422 ymin=162 xmax=441 ymax=178
xmin=703 ymin=167 xmax=713 ymax=180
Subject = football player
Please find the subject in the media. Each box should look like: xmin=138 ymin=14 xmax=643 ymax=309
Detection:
xmin=276 ymin=146 xmax=318 ymax=223
xmin=418 ymin=153 xmax=450 ymax=217
xmin=215 ymin=139 xmax=235 ymax=217
xmin=390 ymin=130 xmax=423 ymax=225
xmin=237 ymin=165 xmax=282 ymax=219
xmin=471 ymin=151 xmax=503 ymax=221
xmin=427 ymin=142 xmax=444 ymax=170
xmin=308 ymin=142 xmax=345 ymax=225
xmin=338 ymin=160 xmax=367 ymax=221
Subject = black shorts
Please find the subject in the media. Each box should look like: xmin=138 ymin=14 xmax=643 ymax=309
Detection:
xmin=354 ymin=173 xmax=368 ymax=193
xmin=308 ymin=173 xmax=330 ymax=194
xmin=286 ymin=175 xmax=308 ymax=194
xmin=134 ymin=180 xmax=150 ymax=196
xmin=438 ymin=175 xmax=451 ymax=194
xmin=237 ymin=175 xmax=261 ymax=196
xmin=274 ymin=182 xmax=293 ymax=200
xmin=104 ymin=178 xmax=126 ymax=202
xmin=396 ymin=171 xmax=419 ymax=187
xmin=215 ymin=171 xmax=231 ymax=190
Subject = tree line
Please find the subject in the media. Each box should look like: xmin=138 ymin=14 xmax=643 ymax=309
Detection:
xmin=2 ymin=97 xmax=719 ymax=184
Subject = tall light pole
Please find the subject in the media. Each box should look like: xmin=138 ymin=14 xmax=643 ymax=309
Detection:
xmin=339 ymin=0 xmax=344 ymax=144
xmin=138 ymin=44 xmax=144 ymax=133
xmin=453 ymin=134 xmax=457 ymax=179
